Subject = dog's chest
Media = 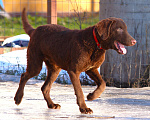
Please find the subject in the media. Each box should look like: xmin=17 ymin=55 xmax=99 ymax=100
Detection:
xmin=85 ymin=52 xmax=105 ymax=71
xmin=86 ymin=66 xmax=95 ymax=71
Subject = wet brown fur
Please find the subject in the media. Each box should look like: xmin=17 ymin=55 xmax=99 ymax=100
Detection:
xmin=14 ymin=8 xmax=135 ymax=114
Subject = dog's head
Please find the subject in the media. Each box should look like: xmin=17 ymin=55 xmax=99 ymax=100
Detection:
xmin=95 ymin=17 xmax=136 ymax=54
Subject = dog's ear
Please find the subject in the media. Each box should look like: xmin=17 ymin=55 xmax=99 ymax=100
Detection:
xmin=96 ymin=19 xmax=115 ymax=40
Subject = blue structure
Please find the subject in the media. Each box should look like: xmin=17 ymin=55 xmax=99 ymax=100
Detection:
xmin=0 ymin=0 xmax=4 ymax=10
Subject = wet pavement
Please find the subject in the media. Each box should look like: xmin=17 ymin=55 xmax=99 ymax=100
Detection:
xmin=0 ymin=80 xmax=150 ymax=120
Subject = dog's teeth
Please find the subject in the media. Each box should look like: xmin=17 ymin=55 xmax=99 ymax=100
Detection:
xmin=114 ymin=41 xmax=127 ymax=54
xmin=117 ymin=42 xmax=120 ymax=49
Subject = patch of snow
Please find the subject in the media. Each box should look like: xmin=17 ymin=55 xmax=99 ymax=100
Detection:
xmin=0 ymin=48 xmax=95 ymax=84
xmin=0 ymin=49 xmax=27 ymax=65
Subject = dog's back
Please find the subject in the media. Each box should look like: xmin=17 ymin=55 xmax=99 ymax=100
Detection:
xmin=22 ymin=8 xmax=70 ymax=37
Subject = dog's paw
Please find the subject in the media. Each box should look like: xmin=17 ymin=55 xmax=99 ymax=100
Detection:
xmin=80 ymin=107 xmax=93 ymax=114
xmin=87 ymin=92 xmax=101 ymax=101
xmin=14 ymin=92 xmax=23 ymax=105
xmin=48 ymin=104 xmax=61 ymax=109
xmin=87 ymin=93 xmax=96 ymax=101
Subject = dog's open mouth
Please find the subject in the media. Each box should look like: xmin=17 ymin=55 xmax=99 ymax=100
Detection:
xmin=114 ymin=41 xmax=127 ymax=55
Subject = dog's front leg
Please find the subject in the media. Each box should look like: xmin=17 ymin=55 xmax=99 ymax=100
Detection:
xmin=86 ymin=68 xmax=106 ymax=101
xmin=68 ymin=71 xmax=93 ymax=114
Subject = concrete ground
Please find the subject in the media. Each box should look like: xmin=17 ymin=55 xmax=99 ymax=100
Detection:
xmin=0 ymin=79 xmax=150 ymax=120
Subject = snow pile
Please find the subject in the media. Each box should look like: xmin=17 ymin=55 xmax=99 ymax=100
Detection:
xmin=0 ymin=49 xmax=28 ymax=77
xmin=0 ymin=49 xmax=93 ymax=84
xmin=0 ymin=49 xmax=27 ymax=65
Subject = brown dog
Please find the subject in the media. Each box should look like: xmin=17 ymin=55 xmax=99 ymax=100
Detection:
xmin=14 ymin=8 xmax=136 ymax=114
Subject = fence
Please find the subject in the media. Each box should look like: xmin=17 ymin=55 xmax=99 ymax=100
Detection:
xmin=0 ymin=0 xmax=150 ymax=87
xmin=0 ymin=0 xmax=99 ymax=37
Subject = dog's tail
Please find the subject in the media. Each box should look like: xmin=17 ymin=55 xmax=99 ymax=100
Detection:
xmin=22 ymin=8 xmax=35 ymax=36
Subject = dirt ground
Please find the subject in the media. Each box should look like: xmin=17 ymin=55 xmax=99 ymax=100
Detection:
xmin=0 ymin=79 xmax=150 ymax=120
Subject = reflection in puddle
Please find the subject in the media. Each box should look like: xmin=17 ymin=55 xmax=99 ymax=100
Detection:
xmin=54 ymin=115 xmax=115 ymax=119
xmin=14 ymin=108 xmax=23 ymax=115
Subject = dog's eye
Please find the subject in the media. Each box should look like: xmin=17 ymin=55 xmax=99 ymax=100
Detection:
xmin=117 ymin=28 xmax=123 ymax=33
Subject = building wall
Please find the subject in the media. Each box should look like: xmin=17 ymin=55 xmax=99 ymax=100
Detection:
xmin=100 ymin=0 xmax=150 ymax=87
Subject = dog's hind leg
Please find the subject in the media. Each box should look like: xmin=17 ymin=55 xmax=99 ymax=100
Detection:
xmin=14 ymin=51 xmax=43 ymax=105
xmin=86 ymin=68 xmax=106 ymax=101
xmin=41 ymin=60 xmax=61 ymax=109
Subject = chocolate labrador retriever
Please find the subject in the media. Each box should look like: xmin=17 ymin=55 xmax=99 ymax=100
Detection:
xmin=14 ymin=8 xmax=136 ymax=114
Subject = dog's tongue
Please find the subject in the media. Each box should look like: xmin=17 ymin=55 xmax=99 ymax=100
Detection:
xmin=118 ymin=43 xmax=127 ymax=54
xmin=115 ymin=41 xmax=127 ymax=54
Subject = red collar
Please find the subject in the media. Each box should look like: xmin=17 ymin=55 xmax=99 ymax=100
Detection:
xmin=93 ymin=28 xmax=103 ymax=49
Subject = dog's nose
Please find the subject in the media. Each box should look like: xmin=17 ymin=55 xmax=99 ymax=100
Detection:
xmin=131 ymin=39 xmax=136 ymax=45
